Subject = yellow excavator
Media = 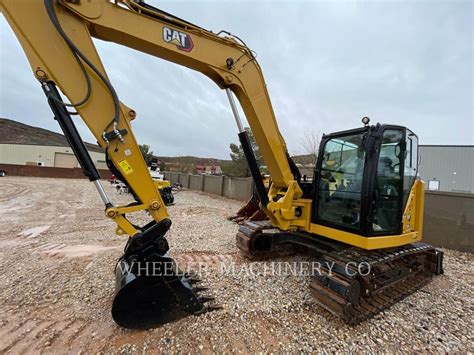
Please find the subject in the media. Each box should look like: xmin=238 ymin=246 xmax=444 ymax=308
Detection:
xmin=1 ymin=0 xmax=443 ymax=329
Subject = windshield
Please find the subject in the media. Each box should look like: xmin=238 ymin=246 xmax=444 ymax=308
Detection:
xmin=317 ymin=132 xmax=366 ymax=230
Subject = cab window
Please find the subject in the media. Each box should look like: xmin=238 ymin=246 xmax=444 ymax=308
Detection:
xmin=372 ymin=129 xmax=403 ymax=233
xmin=317 ymin=133 xmax=366 ymax=230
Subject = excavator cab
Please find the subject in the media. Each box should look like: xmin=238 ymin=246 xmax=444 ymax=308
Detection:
xmin=313 ymin=123 xmax=418 ymax=237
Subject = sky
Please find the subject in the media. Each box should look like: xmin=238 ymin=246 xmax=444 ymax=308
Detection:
xmin=0 ymin=0 xmax=472 ymax=160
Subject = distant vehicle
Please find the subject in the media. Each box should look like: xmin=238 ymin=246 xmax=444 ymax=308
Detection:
xmin=148 ymin=167 xmax=164 ymax=180
xmin=0 ymin=170 xmax=7 ymax=177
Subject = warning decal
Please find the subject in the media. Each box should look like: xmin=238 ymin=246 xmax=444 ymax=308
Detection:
xmin=118 ymin=159 xmax=134 ymax=175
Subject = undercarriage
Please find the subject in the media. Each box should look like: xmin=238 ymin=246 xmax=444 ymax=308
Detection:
xmin=236 ymin=221 xmax=444 ymax=324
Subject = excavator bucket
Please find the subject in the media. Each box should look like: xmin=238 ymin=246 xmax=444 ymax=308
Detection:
xmin=229 ymin=177 xmax=271 ymax=224
xmin=228 ymin=192 xmax=267 ymax=224
xmin=111 ymin=219 xmax=217 ymax=329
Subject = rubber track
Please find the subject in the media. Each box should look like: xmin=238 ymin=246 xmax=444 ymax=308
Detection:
xmin=236 ymin=221 xmax=438 ymax=324
xmin=310 ymin=243 xmax=436 ymax=324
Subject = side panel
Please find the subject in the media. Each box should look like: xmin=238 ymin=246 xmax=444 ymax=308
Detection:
xmin=308 ymin=222 xmax=422 ymax=250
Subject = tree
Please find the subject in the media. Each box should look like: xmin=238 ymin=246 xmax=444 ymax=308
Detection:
xmin=159 ymin=161 xmax=166 ymax=172
xmin=139 ymin=144 xmax=154 ymax=166
xmin=221 ymin=160 xmax=246 ymax=177
xmin=300 ymin=129 xmax=320 ymax=159
xmin=226 ymin=142 xmax=248 ymax=177
xmin=223 ymin=127 xmax=263 ymax=177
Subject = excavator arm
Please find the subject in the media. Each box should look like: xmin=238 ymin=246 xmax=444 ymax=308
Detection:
xmin=1 ymin=0 xmax=309 ymax=237
xmin=1 ymin=0 xmax=311 ymax=328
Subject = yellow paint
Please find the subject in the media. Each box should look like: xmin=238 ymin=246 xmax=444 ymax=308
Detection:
xmin=309 ymin=223 xmax=421 ymax=250
xmin=402 ymin=180 xmax=425 ymax=236
xmin=154 ymin=179 xmax=170 ymax=189
xmin=118 ymin=159 xmax=134 ymax=175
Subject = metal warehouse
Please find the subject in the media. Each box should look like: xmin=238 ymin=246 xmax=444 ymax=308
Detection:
xmin=0 ymin=118 xmax=106 ymax=169
xmin=418 ymin=145 xmax=474 ymax=193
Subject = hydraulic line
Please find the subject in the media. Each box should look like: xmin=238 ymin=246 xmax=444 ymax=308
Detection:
xmin=41 ymin=81 xmax=112 ymax=207
xmin=43 ymin=0 xmax=120 ymax=132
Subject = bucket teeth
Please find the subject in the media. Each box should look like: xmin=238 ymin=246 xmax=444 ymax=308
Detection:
xmin=193 ymin=286 xmax=209 ymax=292
xmin=181 ymin=270 xmax=204 ymax=285
xmin=206 ymin=303 xmax=223 ymax=312
xmin=184 ymin=271 xmax=220 ymax=311
xmin=199 ymin=295 xmax=215 ymax=303
xmin=183 ymin=275 xmax=202 ymax=284
xmin=191 ymin=299 xmax=222 ymax=316
xmin=185 ymin=271 xmax=199 ymax=279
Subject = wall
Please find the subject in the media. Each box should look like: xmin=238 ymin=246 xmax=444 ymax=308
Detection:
xmin=203 ymin=175 xmax=224 ymax=196
xmin=189 ymin=174 xmax=204 ymax=190
xmin=164 ymin=172 xmax=252 ymax=202
xmin=0 ymin=144 xmax=106 ymax=169
xmin=164 ymin=172 xmax=473 ymax=252
xmin=223 ymin=176 xmax=253 ymax=201
xmin=418 ymin=145 xmax=474 ymax=193
xmin=423 ymin=191 xmax=473 ymax=252
xmin=0 ymin=163 xmax=112 ymax=180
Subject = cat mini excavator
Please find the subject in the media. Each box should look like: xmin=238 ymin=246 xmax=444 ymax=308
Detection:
xmin=1 ymin=0 xmax=443 ymax=329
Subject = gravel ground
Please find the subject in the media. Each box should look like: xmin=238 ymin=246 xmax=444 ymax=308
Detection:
xmin=0 ymin=176 xmax=472 ymax=353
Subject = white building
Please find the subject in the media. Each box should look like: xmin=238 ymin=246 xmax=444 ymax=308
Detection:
xmin=0 ymin=118 xmax=106 ymax=169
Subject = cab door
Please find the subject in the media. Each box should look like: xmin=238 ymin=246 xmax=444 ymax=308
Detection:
xmin=370 ymin=128 xmax=405 ymax=234
xmin=370 ymin=127 xmax=419 ymax=235
xmin=313 ymin=129 xmax=368 ymax=233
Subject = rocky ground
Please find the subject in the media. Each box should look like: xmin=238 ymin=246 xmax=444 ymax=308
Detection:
xmin=0 ymin=176 xmax=472 ymax=353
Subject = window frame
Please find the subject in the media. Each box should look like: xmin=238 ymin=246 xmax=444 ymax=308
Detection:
xmin=312 ymin=126 xmax=371 ymax=234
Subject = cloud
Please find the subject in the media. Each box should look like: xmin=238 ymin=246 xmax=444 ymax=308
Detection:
xmin=1 ymin=0 xmax=472 ymax=160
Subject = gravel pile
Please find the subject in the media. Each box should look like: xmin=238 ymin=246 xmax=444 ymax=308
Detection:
xmin=0 ymin=176 xmax=472 ymax=353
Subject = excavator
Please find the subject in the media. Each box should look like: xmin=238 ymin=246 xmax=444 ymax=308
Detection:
xmin=1 ymin=0 xmax=443 ymax=329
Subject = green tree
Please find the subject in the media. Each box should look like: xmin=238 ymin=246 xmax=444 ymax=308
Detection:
xmin=139 ymin=144 xmax=154 ymax=166
xmin=223 ymin=127 xmax=263 ymax=177
xmin=159 ymin=161 xmax=166 ymax=172
xmin=221 ymin=160 xmax=246 ymax=177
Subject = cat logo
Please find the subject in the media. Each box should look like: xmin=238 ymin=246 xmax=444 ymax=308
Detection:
xmin=162 ymin=27 xmax=194 ymax=52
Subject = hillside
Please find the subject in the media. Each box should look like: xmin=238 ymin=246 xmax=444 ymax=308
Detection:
xmin=0 ymin=118 xmax=103 ymax=153
xmin=0 ymin=118 xmax=232 ymax=166
xmin=155 ymin=155 xmax=230 ymax=166
xmin=291 ymin=153 xmax=317 ymax=165
xmin=1 ymin=118 xmax=315 ymax=167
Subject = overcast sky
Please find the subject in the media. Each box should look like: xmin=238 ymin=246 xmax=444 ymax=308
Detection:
xmin=0 ymin=0 xmax=472 ymax=159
